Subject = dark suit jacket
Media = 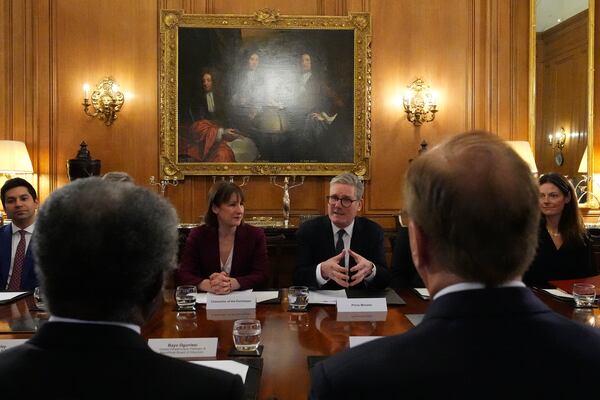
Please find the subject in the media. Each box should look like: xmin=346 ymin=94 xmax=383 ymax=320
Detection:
xmin=176 ymin=223 xmax=270 ymax=290
xmin=293 ymin=216 xmax=390 ymax=290
xmin=0 ymin=322 xmax=244 ymax=399
xmin=0 ymin=224 xmax=37 ymax=291
xmin=310 ymin=287 xmax=600 ymax=399
xmin=390 ymin=226 xmax=424 ymax=288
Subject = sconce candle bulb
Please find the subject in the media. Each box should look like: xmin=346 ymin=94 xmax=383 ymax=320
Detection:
xmin=83 ymin=83 xmax=90 ymax=100
xmin=403 ymin=78 xmax=439 ymax=126
xmin=82 ymin=77 xmax=125 ymax=126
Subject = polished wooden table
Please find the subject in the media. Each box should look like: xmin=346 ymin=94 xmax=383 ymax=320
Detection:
xmin=0 ymin=287 xmax=597 ymax=400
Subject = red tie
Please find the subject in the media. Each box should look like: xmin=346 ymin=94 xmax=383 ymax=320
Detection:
xmin=7 ymin=230 xmax=26 ymax=291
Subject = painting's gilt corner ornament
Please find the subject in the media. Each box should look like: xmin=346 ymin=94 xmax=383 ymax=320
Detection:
xmin=352 ymin=15 xmax=369 ymax=30
xmin=163 ymin=11 xmax=181 ymax=29
xmin=162 ymin=159 xmax=181 ymax=179
xmin=254 ymin=8 xmax=280 ymax=25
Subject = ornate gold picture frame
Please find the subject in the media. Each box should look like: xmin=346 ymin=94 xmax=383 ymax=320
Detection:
xmin=159 ymin=9 xmax=371 ymax=178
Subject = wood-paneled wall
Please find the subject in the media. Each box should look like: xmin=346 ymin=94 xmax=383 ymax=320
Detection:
xmin=1 ymin=0 xmax=529 ymax=228
xmin=535 ymin=10 xmax=588 ymax=177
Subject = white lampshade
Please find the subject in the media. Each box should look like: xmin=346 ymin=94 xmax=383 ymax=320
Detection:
xmin=0 ymin=140 xmax=33 ymax=174
xmin=578 ymin=147 xmax=588 ymax=174
xmin=506 ymin=141 xmax=538 ymax=174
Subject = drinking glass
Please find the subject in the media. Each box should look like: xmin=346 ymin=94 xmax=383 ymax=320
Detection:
xmin=33 ymin=286 xmax=46 ymax=311
xmin=232 ymin=319 xmax=261 ymax=351
xmin=573 ymin=283 xmax=596 ymax=308
xmin=288 ymin=286 xmax=309 ymax=311
xmin=175 ymin=285 xmax=197 ymax=311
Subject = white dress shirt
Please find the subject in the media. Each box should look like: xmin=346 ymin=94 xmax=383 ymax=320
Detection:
xmin=315 ymin=220 xmax=376 ymax=286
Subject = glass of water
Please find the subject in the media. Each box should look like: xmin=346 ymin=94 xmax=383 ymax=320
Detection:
xmin=232 ymin=319 xmax=261 ymax=352
xmin=288 ymin=286 xmax=309 ymax=311
xmin=175 ymin=285 xmax=197 ymax=311
xmin=573 ymin=283 xmax=596 ymax=308
xmin=33 ymin=286 xmax=46 ymax=311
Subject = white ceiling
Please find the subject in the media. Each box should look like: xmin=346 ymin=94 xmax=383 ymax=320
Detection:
xmin=536 ymin=0 xmax=588 ymax=32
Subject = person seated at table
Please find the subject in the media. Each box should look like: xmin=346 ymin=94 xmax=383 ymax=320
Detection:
xmin=0 ymin=178 xmax=244 ymax=399
xmin=523 ymin=173 xmax=597 ymax=287
xmin=390 ymin=225 xmax=424 ymax=289
xmin=293 ymin=173 xmax=390 ymax=290
xmin=0 ymin=177 xmax=39 ymax=291
xmin=310 ymin=132 xmax=600 ymax=399
xmin=177 ymin=181 xmax=269 ymax=293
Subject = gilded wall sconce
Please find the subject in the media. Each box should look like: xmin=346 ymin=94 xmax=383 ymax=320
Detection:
xmin=82 ymin=77 xmax=125 ymax=126
xmin=403 ymin=78 xmax=438 ymax=126
xmin=548 ymin=127 xmax=567 ymax=166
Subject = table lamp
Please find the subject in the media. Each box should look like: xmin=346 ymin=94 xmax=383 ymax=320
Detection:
xmin=0 ymin=140 xmax=33 ymax=177
xmin=506 ymin=141 xmax=538 ymax=175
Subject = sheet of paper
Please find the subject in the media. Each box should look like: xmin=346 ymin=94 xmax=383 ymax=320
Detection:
xmin=0 ymin=339 xmax=27 ymax=352
xmin=0 ymin=292 xmax=28 ymax=302
xmin=255 ymin=291 xmax=279 ymax=303
xmin=191 ymin=360 xmax=249 ymax=383
xmin=309 ymin=289 xmax=347 ymax=304
xmin=194 ymin=293 xmax=207 ymax=304
xmin=543 ymin=288 xmax=574 ymax=299
xmin=405 ymin=313 xmax=425 ymax=326
xmin=414 ymin=288 xmax=430 ymax=299
xmin=349 ymin=336 xmax=383 ymax=348
xmin=195 ymin=290 xmax=254 ymax=304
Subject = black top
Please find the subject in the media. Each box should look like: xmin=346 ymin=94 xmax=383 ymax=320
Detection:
xmin=523 ymin=225 xmax=597 ymax=287
xmin=390 ymin=226 xmax=424 ymax=288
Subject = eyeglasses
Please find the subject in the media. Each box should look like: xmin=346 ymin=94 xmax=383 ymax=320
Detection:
xmin=326 ymin=195 xmax=358 ymax=208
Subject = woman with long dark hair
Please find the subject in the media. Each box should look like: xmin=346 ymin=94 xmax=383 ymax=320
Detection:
xmin=523 ymin=173 xmax=597 ymax=286
xmin=176 ymin=181 xmax=269 ymax=293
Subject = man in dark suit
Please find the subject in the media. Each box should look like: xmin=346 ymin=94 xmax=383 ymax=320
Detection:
xmin=0 ymin=177 xmax=38 ymax=291
xmin=293 ymin=173 xmax=390 ymax=290
xmin=0 ymin=178 xmax=244 ymax=399
xmin=310 ymin=132 xmax=600 ymax=399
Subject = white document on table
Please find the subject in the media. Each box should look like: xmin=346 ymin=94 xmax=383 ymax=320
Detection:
xmin=405 ymin=313 xmax=425 ymax=326
xmin=0 ymin=292 xmax=28 ymax=302
xmin=254 ymin=291 xmax=279 ymax=303
xmin=0 ymin=339 xmax=27 ymax=352
xmin=414 ymin=288 xmax=430 ymax=300
xmin=191 ymin=360 xmax=249 ymax=383
xmin=349 ymin=336 xmax=383 ymax=348
xmin=309 ymin=289 xmax=348 ymax=304
xmin=542 ymin=288 xmax=574 ymax=299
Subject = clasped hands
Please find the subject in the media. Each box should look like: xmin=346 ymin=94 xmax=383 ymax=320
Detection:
xmin=200 ymin=272 xmax=240 ymax=295
xmin=320 ymin=249 xmax=374 ymax=288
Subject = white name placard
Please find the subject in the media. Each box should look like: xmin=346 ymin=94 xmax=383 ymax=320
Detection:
xmin=206 ymin=292 xmax=256 ymax=310
xmin=337 ymin=311 xmax=387 ymax=322
xmin=148 ymin=338 xmax=218 ymax=359
xmin=0 ymin=339 xmax=27 ymax=352
xmin=206 ymin=308 xmax=256 ymax=321
xmin=336 ymin=298 xmax=387 ymax=313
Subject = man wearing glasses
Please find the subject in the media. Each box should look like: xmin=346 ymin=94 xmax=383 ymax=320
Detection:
xmin=293 ymin=173 xmax=390 ymax=290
